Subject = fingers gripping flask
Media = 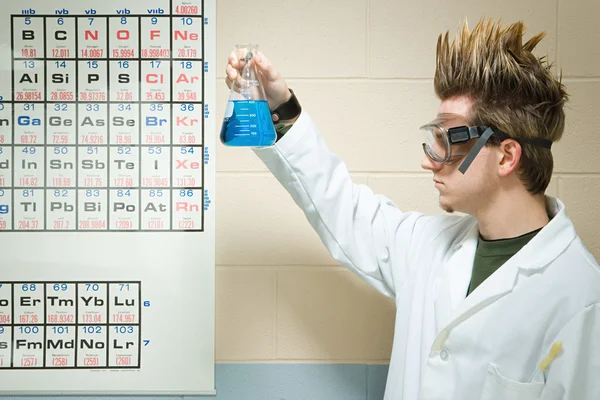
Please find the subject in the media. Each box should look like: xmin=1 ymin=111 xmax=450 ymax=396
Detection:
xmin=220 ymin=44 xmax=277 ymax=147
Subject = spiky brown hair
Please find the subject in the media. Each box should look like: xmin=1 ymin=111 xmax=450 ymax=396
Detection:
xmin=434 ymin=19 xmax=568 ymax=194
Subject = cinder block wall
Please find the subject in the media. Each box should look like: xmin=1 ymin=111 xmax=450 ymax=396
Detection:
xmin=214 ymin=0 xmax=599 ymax=383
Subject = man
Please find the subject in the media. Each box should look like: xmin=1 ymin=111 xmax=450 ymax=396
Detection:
xmin=225 ymin=19 xmax=600 ymax=399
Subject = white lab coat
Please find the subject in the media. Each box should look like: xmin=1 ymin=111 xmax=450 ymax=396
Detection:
xmin=253 ymin=111 xmax=600 ymax=400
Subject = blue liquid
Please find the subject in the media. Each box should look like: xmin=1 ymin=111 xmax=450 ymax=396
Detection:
xmin=220 ymin=100 xmax=276 ymax=147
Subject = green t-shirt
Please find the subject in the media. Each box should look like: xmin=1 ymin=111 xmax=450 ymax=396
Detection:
xmin=467 ymin=228 xmax=541 ymax=295
xmin=274 ymin=122 xmax=293 ymax=141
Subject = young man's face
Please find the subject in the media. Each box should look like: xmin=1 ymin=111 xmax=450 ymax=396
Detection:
xmin=420 ymin=96 xmax=501 ymax=214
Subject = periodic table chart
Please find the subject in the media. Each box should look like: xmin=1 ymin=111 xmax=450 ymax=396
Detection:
xmin=0 ymin=0 xmax=216 ymax=395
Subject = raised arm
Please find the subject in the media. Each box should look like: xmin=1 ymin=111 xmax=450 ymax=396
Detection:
xmin=225 ymin=51 xmax=452 ymax=298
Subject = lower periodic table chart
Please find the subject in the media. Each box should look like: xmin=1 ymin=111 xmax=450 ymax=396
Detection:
xmin=0 ymin=282 xmax=142 ymax=369
xmin=0 ymin=0 xmax=211 ymax=232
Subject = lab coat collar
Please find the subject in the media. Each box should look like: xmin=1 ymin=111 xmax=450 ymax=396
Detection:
xmin=446 ymin=196 xmax=576 ymax=327
xmin=507 ymin=196 xmax=576 ymax=270
xmin=453 ymin=196 xmax=575 ymax=270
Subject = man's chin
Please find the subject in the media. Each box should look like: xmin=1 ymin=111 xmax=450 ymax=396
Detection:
xmin=439 ymin=196 xmax=455 ymax=214
xmin=441 ymin=204 xmax=455 ymax=213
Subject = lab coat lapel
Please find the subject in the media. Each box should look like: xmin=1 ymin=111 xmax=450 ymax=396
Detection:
xmin=446 ymin=222 xmax=478 ymax=312
xmin=443 ymin=196 xmax=576 ymax=331
xmin=444 ymin=221 xmax=520 ymax=328
xmin=433 ymin=223 xmax=477 ymax=333
xmin=449 ymin=252 xmax=520 ymax=327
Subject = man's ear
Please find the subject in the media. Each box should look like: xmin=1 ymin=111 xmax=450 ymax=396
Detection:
xmin=497 ymin=139 xmax=522 ymax=177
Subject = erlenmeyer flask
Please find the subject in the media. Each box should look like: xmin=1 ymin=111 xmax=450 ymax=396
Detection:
xmin=220 ymin=44 xmax=277 ymax=147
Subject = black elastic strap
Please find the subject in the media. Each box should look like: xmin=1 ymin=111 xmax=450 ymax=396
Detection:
xmin=458 ymin=129 xmax=553 ymax=174
xmin=523 ymin=138 xmax=552 ymax=149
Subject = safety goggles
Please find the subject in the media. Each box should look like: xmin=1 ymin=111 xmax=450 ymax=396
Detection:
xmin=420 ymin=113 xmax=553 ymax=174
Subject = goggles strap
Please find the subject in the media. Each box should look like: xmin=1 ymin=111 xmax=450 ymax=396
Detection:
xmin=458 ymin=127 xmax=496 ymax=174
xmin=523 ymin=137 xmax=553 ymax=149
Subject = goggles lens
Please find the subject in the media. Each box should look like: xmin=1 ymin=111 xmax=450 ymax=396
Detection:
xmin=421 ymin=114 xmax=476 ymax=164
xmin=422 ymin=124 xmax=449 ymax=162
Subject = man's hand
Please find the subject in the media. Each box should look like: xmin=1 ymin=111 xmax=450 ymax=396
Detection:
xmin=225 ymin=50 xmax=292 ymax=111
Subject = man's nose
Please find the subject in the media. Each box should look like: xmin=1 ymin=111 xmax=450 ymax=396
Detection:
xmin=421 ymin=153 xmax=442 ymax=171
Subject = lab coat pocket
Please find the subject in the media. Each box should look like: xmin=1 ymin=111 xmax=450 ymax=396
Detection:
xmin=480 ymin=363 xmax=544 ymax=400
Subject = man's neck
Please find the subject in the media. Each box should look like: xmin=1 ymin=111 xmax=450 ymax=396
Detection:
xmin=475 ymin=191 xmax=549 ymax=241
